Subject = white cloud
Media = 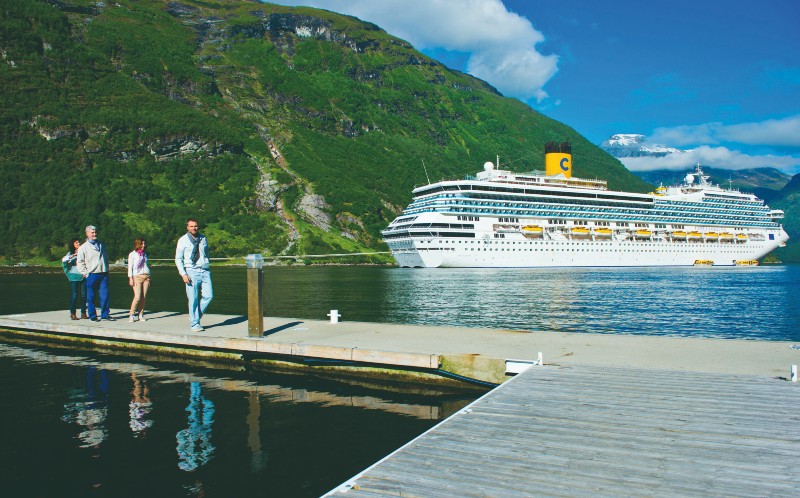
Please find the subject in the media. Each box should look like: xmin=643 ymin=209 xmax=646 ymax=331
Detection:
xmin=721 ymin=115 xmax=800 ymax=147
xmin=650 ymin=115 xmax=800 ymax=148
xmin=621 ymin=146 xmax=800 ymax=173
xmin=267 ymin=0 xmax=558 ymax=101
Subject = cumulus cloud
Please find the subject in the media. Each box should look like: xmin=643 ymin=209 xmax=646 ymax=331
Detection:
xmin=621 ymin=146 xmax=800 ymax=172
xmin=267 ymin=0 xmax=558 ymax=101
xmin=650 ymin=115 xmax=800 ymax=148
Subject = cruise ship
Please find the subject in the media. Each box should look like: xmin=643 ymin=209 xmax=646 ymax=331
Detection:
xmin=381 ymin=142 xmax=789 ymax=268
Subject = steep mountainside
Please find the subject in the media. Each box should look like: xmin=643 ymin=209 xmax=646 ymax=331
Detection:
xmin=1 ymin=0 xmax=652 ymax=263
xmin=770 ymin=174 xmax=800 ymax=263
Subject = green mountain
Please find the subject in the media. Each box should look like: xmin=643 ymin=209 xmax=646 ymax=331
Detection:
xmin=769 ymin=174 xmax=800 ymax=263
xmin=0 ymin=0 xmax=661 ymax=264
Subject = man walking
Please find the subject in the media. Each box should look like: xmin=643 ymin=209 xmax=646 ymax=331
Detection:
xmin=175 ymin=218 xmax=213 ymax=332
xmin=77 ymin=225 xmax=114 ymax=321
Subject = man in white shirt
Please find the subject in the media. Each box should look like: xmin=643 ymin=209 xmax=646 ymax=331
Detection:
xmin=175 ymin=218 xmax=213 ymax=332
xmin=77 ymin=225 xmax=114 ymax=321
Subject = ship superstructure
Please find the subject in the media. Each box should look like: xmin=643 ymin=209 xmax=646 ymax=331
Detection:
xmin=382 ymin=143 xmax=788 ymax=268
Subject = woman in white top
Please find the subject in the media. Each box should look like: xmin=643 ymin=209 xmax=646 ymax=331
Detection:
xmin=127 ymin=238 xmax=151 ymax=322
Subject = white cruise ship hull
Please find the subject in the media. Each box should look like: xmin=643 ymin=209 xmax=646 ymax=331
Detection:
xmin=390 ymin=234 xmax=786 ymax=268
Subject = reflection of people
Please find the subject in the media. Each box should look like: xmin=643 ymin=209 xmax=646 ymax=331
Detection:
xmin=77 ymin=225 xmax=113 ymax=322
xmin=61 ymin=366 xmax=109 ymax=448
xmin=176 ymin=382 xmax=215 ymax=471
xmin=129 ymin=373 xmax=153 ymax=436
xmin=175 ymin=218 xmax=213 ymax=332
xmin=127 ymin=238 xmax=151 ymax=322
xmin=61 ymin=239 xmax=87 ymax=320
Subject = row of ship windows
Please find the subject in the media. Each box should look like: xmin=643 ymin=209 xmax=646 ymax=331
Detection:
xmin=412 ymin=199 xmax=769 ymax=220
xmin=423 ymin=187 xmax=764 ymax=209
xmin=419 ymin=206 xmax=776 ymax=227
xmin=416 ymin=240 xmax=762 ymax=246
xmin=418 ymin=247 xmax=751 ymax=253
xmin=410 ymin=197 xmax=768 ymax=218
xmin=416 ymin=192 xmax=768 ymax=213
xmin=420 ymin=192 xmax=765 ymax=212
xmin=403 ymin=208 xmax=777 ymax=228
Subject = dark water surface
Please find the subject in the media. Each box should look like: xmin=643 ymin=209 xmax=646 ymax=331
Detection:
xmin=0 ymin=341 xmax=468 ymax=497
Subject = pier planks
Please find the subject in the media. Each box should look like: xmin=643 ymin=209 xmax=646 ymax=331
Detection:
xmin=328 ymin=364 xmax=800 ymax=497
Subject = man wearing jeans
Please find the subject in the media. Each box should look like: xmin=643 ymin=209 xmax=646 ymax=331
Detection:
xmin=77 ymin=225 xmax=113 ymax=321
xmin=175 ymin=218 xmax=213 ymax=332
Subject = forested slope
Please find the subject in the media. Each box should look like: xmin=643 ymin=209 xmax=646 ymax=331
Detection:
xmin=0 ymin=0 xmax=648 ymax=263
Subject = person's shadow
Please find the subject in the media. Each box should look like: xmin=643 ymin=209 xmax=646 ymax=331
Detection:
xmin=204 ymin=316 xmax=247 ymax=329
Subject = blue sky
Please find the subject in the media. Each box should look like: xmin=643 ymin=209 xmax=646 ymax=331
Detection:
xmin=269 ymin=1 xmax=800 ymax=174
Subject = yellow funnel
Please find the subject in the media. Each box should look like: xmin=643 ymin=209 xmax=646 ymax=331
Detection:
xmin=545 ymin=142 xmax=572 ymax=177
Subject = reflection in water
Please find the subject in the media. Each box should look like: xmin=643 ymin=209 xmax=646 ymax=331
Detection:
xmin=247 ymin=391 xmax=269 ymax=472
xmin=129 ymin=373 xmax=153 ymax=436
xmin=0 ymin=342 xmax=471 ymax=497
xmin=61 ymin=366 xmax=108 ymax=448
xmin=176 ymin=382 xmax=216 ymax=472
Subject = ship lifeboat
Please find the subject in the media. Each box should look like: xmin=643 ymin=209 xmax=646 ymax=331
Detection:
xmin=633 ymin=229 xmax=652 ymax=239
xmin=570 ymin=226 xmax=590 ymax=238
xmin=654 ymin=186 xmax=667 ymax=196
xmin=687 ymin=231 xmax=702 ymax=240
xmin=693 ymin=260 xmax=714 ymax=267
xmin=704 ymin=232 xmax=719 ymax=240
xmin=593 ymin=227 xmax=613 ymax=237
xmin=522 ymin=225 xmax=543 ymax=237
xmin=736 ymin=233 xmax=748 ymax=242
xmin=719 ymin=232 xmax=734 ymax=241
xmin=749 ymin=233 xmax=765 ymax=241
xmin=671 ymin=231 xmax=688 ymax=240
xmin=735 ymin=260 xmax=759 ymax=266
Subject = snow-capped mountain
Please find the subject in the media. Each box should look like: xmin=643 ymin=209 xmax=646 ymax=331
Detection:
xmin=600 ymin=134 xmax=682 ymax=158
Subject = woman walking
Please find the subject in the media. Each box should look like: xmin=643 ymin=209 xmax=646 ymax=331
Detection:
xmin=127 ymin=238 xmax=151 ymax=322
xmin=62 ymin=239 xmax=87 ymax=320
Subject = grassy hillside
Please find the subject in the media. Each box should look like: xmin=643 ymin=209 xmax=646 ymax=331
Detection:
xmin=0 ymin=0 xmax=651 ymax=263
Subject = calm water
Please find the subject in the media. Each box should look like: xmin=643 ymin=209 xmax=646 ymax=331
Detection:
xmin=1 ymin=264 xmax=798 ymax=496
xmin=0 ymin=341 xmax=469 ymax=497
xmin=2 ymin=264 xmax=799 ymax=340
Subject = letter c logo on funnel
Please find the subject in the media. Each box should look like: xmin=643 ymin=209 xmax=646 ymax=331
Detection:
xmin=560 ymin=157 xmax=570 ymax=171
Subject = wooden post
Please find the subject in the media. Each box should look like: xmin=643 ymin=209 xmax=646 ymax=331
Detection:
xmin=246 ymin=254 xmax=264 ymax=337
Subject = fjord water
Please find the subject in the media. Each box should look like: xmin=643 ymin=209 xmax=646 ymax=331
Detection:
xmin=2 ymin=264 xmax=798 ymax=340
xmin=1 ymin=264 xmax=798 ymax=497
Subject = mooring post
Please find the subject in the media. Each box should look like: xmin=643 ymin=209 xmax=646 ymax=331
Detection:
xmin=246 ymin=254 xmax=264 ymax=337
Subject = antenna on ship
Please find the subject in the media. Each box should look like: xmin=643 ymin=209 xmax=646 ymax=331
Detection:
xmin=421 ymin=159 xmax=431 ymax=184
xmin=496 ymin=155 xmax=500 ymax=169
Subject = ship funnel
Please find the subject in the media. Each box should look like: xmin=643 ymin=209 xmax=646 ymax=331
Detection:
xmin=545 ymin=141 xmax=572 ymax=178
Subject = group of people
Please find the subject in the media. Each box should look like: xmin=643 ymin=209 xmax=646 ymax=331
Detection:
xmin=61 ymin=218 xmax=214 ymax=332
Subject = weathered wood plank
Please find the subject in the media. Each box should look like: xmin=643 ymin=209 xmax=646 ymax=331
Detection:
xmin=327 ymin=365 xmax=800 ymax=497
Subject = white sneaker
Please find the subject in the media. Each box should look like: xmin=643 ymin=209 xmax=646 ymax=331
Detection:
xmin=139 ymin=315 xmax=147 ymax=322
xmin=129 ymin=315 xmax=137 ymax=323
xmin=191 ymin=326 xmax=204 ymax=332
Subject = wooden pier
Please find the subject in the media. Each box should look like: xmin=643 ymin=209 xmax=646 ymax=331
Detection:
xmin=328 ymin=364 xmax=800 ymax=497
